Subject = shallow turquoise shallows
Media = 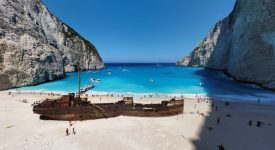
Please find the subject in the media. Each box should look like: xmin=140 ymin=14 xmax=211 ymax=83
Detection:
xmin=17 ymin=63 xmax=275 ymax=96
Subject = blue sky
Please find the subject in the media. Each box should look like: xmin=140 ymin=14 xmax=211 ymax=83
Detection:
xmin=43 ymin=0 xmax=235 ymax=63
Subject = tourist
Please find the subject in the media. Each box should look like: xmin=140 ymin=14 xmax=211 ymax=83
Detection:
xmin=207 ymin=126 xmax=213 ymax=131
xmin=257 ymin=121 xmax=262 ymax=127
xmin=217 ymin=117 xmax=220 ymax=125
xmin=225 ymin=102 xmax=229 ymax=107
xmin=69 ymin=121 xmax=72 ymax=126
xmin=226 ymin=114 xmax=231 ymax=117
xmin=66 ymin=128 xmax=70 ymax=136
xmin=218 ymin=144 xmax=225 ymax=150
xmin=73 ymin=128 xmax=76 ymax=135
xmin=197 ymin=98 xmax=201 ymax=103
xmin=248 ymin=120 xmax=252 ymax=126
xmin=215 ymin=105 xmax=218 ymax=111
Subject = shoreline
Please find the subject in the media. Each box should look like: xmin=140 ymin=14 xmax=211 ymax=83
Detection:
xmin=5 ymin=89 xmax=275 ymax=104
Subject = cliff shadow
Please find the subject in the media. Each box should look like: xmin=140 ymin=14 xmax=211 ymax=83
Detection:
xmin=190 ymin=68 xmax=275 ymax=150
xmin=194 ymin=69 xmax=274 ymax=98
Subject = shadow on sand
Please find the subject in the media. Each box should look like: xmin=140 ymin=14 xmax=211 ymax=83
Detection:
xmin=191 ymin=69 xmax=275 ymax=150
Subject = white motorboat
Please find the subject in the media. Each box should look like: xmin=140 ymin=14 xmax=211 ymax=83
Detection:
xmin=90 ymin=78 xmax=101 ymax=83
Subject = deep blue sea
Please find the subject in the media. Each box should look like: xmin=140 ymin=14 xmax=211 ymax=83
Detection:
xmin=16 ymin=63 xmax=275 ymax=100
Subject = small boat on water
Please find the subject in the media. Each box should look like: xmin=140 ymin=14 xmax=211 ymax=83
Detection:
xmin=156 ymin=64 xmax=161 ymax=67
xmin=90 ymin=78 xmax=101 ymax=83
xmin=80 ymin=84 xmax=94 ymax=93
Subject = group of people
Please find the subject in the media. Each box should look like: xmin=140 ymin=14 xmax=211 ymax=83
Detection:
xmin=196 ymin=96 xmax=212 ymax=103
xmin=66 ymin=121 xmax=76 ymax=136
xmin=248 ymin=120 xmax=271 ymax=127
xmin=66 ymin=128 xmax=76 ymax=136
xmin=8 ymin=90 xmax=61 ymax=96
xmin=89 ymin=93 xmax=187 ymax=101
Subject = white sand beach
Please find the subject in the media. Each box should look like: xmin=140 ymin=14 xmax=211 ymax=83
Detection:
xmin=0 ymin=91 xmax=275 ymax=150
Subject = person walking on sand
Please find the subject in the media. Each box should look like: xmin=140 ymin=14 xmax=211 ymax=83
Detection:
xmin=69 ymin=121 xmax=72 ymax=126
xmin=248 ymin=120 xmax=252 ymax=126
xmin=218 ymin=144 xmax=225 ymax=150
xmin=66 ymin=128 xmax=70 ymax=136
xmin=217 ymin=117 xmax=220 ymax=125
xmin=73 ymin=128 xmax=76 ymax=135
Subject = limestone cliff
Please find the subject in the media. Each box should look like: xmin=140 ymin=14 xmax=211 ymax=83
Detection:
xmin=178 ymin=0 xmax=275 ymax=90
xmin=0 ymin=0 xmax=104 ymax=90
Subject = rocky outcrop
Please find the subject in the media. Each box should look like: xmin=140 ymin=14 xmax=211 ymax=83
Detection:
xmin=178 ymin=0 xmax=275 ymax=90
xmin=0 ymin=0 xmax=104 ymax=90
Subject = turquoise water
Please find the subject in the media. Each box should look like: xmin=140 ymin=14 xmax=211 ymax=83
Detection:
xmin=17 ymin=63 xmax=275 ymax=97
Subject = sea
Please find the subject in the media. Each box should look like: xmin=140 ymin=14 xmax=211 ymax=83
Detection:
xmin=16 ymin=63 xmax=275 ymax=102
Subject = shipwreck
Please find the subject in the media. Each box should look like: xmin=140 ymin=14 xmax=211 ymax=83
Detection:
xmin=32 ymin=66 xmax=184 ymax=121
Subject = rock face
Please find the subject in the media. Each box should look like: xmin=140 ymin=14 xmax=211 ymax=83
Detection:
xmin=0 ymin=0 xmax=104 ymax=90
xmin=178 ymin=0 xmax=275 ymax=90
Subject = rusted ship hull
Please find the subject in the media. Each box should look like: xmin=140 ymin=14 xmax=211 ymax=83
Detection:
xmin=123 ymin=103 xmax=183 ymax=117
xmin=33 ymin=101 xmax=184 ymax=121
xmin=34 ymin=104 xmax=122 ymax=121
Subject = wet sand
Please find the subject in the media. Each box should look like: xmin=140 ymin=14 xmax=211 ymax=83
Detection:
xmin=0 ymin=91 xmax=274 ymax=150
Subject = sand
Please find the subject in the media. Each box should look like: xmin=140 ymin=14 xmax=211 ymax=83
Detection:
xmin=0 ymin=91 xmax=275 ymax=150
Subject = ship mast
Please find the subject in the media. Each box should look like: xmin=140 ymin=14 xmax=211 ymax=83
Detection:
xmin=78 ymin=64 xmax=81 ymax=99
